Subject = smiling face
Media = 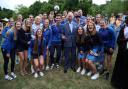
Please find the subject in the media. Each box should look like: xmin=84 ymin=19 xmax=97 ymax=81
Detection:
xmin=29 ymin=15 xmax=34 ymax=23
xmin=43 ymin=14 xmax=47 ymax=19
xmin=56 ymin=15 xmax=62 ymax=24
xmin=78 ymin=27 xmax=83 ymax=35
xmin=67 ymin=12 xmax=74 ymax=22
xmin=44 ymin=19 xmax=49 ymax=28
xmin=88 ymin=22 xmax=95 ymax=32
xmin=62 ymin=15 xmax=65 ymax=21
xmin=35 ymin=16 xmax=41 ymax=25
xmin=17 ymin=14 xmax=23 ymax=22
xmin=96 ymin=14 xmax=101 ymax=24
xmin=26 ymin=19 xmax=31 ymax=27
xmin=15 ymin=21 xmax=22 ymax=30
xmin=37 ymin=29 xmax=42 ymax=38
xmin=100 ymin=21 xmax=106 ymax=29
xmin=86 ymin=17 xmax=92 ymax=24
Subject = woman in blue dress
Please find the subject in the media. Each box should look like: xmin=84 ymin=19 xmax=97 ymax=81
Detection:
xmin=85 ymin=22 xmax=102 ymax=80
xmin=29 ymin=29 xmax=44 ymax=78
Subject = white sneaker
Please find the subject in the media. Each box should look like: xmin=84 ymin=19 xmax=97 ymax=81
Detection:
xmin=5 ymin=75 xmax=13 ymax=80
xmin=46 ymin=66 xmax=50 ymax=70
xmin=87 ymin=71 xmax=92 ymax=77
xmin=34 ymin=73 xmax=38 ymax=78
xmin=50 ymin=64 xmax=54 ymax=69
xmin=76 ymin=67 xmax=81 ymax=73
xmin=81 ymin=69 xmax=86 ymax=75
xmin=31 ymin=65 xmax=35 ymax=74
xmin=11 ymin=72 xmax=17 ymax=79
xmin=91 ymin=73 xmax=99 ymax=80
xmin=39 ymin=72 xmax=44 ymax=77
xmin=56 ymin=64 xmax=59 ymax=69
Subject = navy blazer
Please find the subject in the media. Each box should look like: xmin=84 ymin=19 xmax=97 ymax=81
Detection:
xmin=62 ymin=21 xmax=77 ymax=47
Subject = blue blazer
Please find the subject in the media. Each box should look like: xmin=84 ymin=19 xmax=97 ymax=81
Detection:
xmin=50 ymin=24 xmax=64 ymax=46
xmin=43 ymin=27 xmax=52 ymax=49
xmin=99 ymin=27 xmax=116 ymax=49
xmin=1 ymin=27 xmax=16 ymax=53
xmin=62 ymin=21 xmax=77 ymax=47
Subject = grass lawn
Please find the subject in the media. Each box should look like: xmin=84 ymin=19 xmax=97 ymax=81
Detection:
xmin=0 ymin=51 xmax=116 ymax=89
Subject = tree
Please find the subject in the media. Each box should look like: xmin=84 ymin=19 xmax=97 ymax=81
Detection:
xmin=0 ymin=7 xmax=14 ymax=19
xmin=29 ymin=1 xmax=42 ymax=16
xmin=15 ymin=4 xmax=29 ymax=18
xmin=39 ymin=2 xmax=53 ymax=14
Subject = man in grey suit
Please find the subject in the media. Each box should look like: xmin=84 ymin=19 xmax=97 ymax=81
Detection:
xmin=62 ymin=12 xmax=77 ymax=73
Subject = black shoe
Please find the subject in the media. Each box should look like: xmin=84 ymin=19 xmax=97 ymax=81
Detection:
xmin=71 ymin=67 xmax=76 ymax=72
xmin=100 ymin=69 xmax=107 ymax=75
xmin=105 ymin=72 xmax=109 ymax=80
xmin=64 ymin=69 xmax=67 ymax=73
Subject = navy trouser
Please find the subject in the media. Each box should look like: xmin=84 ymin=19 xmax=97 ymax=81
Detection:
xmin=64 ymin=47 xmax=76 ymax=70
xmin=1 ymin=48 xmax=16 ymax=75
xmin=50 ymin=45 xmax=61 ymax=65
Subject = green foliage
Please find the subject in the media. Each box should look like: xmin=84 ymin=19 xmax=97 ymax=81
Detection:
xmin=15 ymin=4 xmax=29 ymax=18
xmin=102 ymin=0 xmax=128 ymax=16
xmin=0 ymin=8 xmax=14 ymax=19
xmin=39 ymin=2 xmax=53 ymax=14
xmin=0 ymin=0 xmax=128 ymax=19
xmin=63 ymin=0 xmax=79 ymax=11
xmin=29 ymin=1 xmax=42 ymax=16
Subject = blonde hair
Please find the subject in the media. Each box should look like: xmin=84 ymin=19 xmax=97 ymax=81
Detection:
xmin=22 ymin=18 xmax=32 ymax=32
xmin=87 ymin=22 xmax=97 ymax=36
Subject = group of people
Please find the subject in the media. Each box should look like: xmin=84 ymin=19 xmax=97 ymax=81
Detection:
xmin=0 ymin=9 xmax=128 ymax=89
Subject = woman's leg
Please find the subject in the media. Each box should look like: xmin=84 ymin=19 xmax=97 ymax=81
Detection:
xmin=88 ymin=60 xmax=99 ymax=80
xmin=18 ymin=52 xmax=24 ymax=76
xmin=46 ymin=50 xmax=50 ymax=70
xmin=76 ymin=58 xmax=81 ymax=73
xmin=105 ymin=54 xmax=113 ymax=80
xmin=80 ymin=58 xmax=86 ymax=75
xmin=33 ymin=58 xmax=39 ymax=72
xmin=30 ymin=59 xmax=35 ymax=74
xmin=85 ymin=59 xmax=90 ymax=71
xmin=107 ymin=54 xmax=112 ymax=72
xmin=82 ymin=59 xmax=86 ymax=69
xmin=23 ymin=50 xmax=28 ymax=74
xmin=50 ymin=46 xmax=55 ymax=66
xmin=10 ymin=49 xmax=17 ymax=78
xmin=1 ymin=48 xmax=9 ymax=75
xmin=39 ymin=55 xmax=44 ymax=71
xmin=33 ymin=58 xmax=39 ymax=78
xmin=10 ymin=49 xmax=16 ymax=73
xmin=88 ymin=60 xmax=97 ymax=74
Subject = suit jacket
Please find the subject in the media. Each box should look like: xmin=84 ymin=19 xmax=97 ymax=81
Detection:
xmin=62 ymin=21 xmax=77 ymax=47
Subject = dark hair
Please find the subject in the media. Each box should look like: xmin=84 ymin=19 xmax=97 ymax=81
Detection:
xmin=56 ymin=14 xmax=62 ymax=17
xmin=33 ymin=29 xmax=43 ymax=54
xmin=76 ymin=26 xmax=85 ymax=44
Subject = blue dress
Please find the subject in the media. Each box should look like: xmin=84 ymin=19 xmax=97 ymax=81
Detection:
xmin=86 ymin=46 xmax=100 ymax=62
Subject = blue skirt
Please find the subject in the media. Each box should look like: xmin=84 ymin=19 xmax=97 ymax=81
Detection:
xmin=86 ymin=47 xmax=99 ymax=62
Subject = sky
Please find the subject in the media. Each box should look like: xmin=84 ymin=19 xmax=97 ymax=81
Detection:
xmin=0 ymin=0 xmax=107 ymax=10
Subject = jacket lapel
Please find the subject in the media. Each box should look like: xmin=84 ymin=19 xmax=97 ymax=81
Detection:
xmin=66 ymin=23 xmax=71 ymax=33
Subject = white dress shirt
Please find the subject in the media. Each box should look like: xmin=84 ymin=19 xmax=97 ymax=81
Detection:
xmin=124 ymin=26 xmax=128 ymax=39
xmin=69 ymin=22 xmax=73 ymax=33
